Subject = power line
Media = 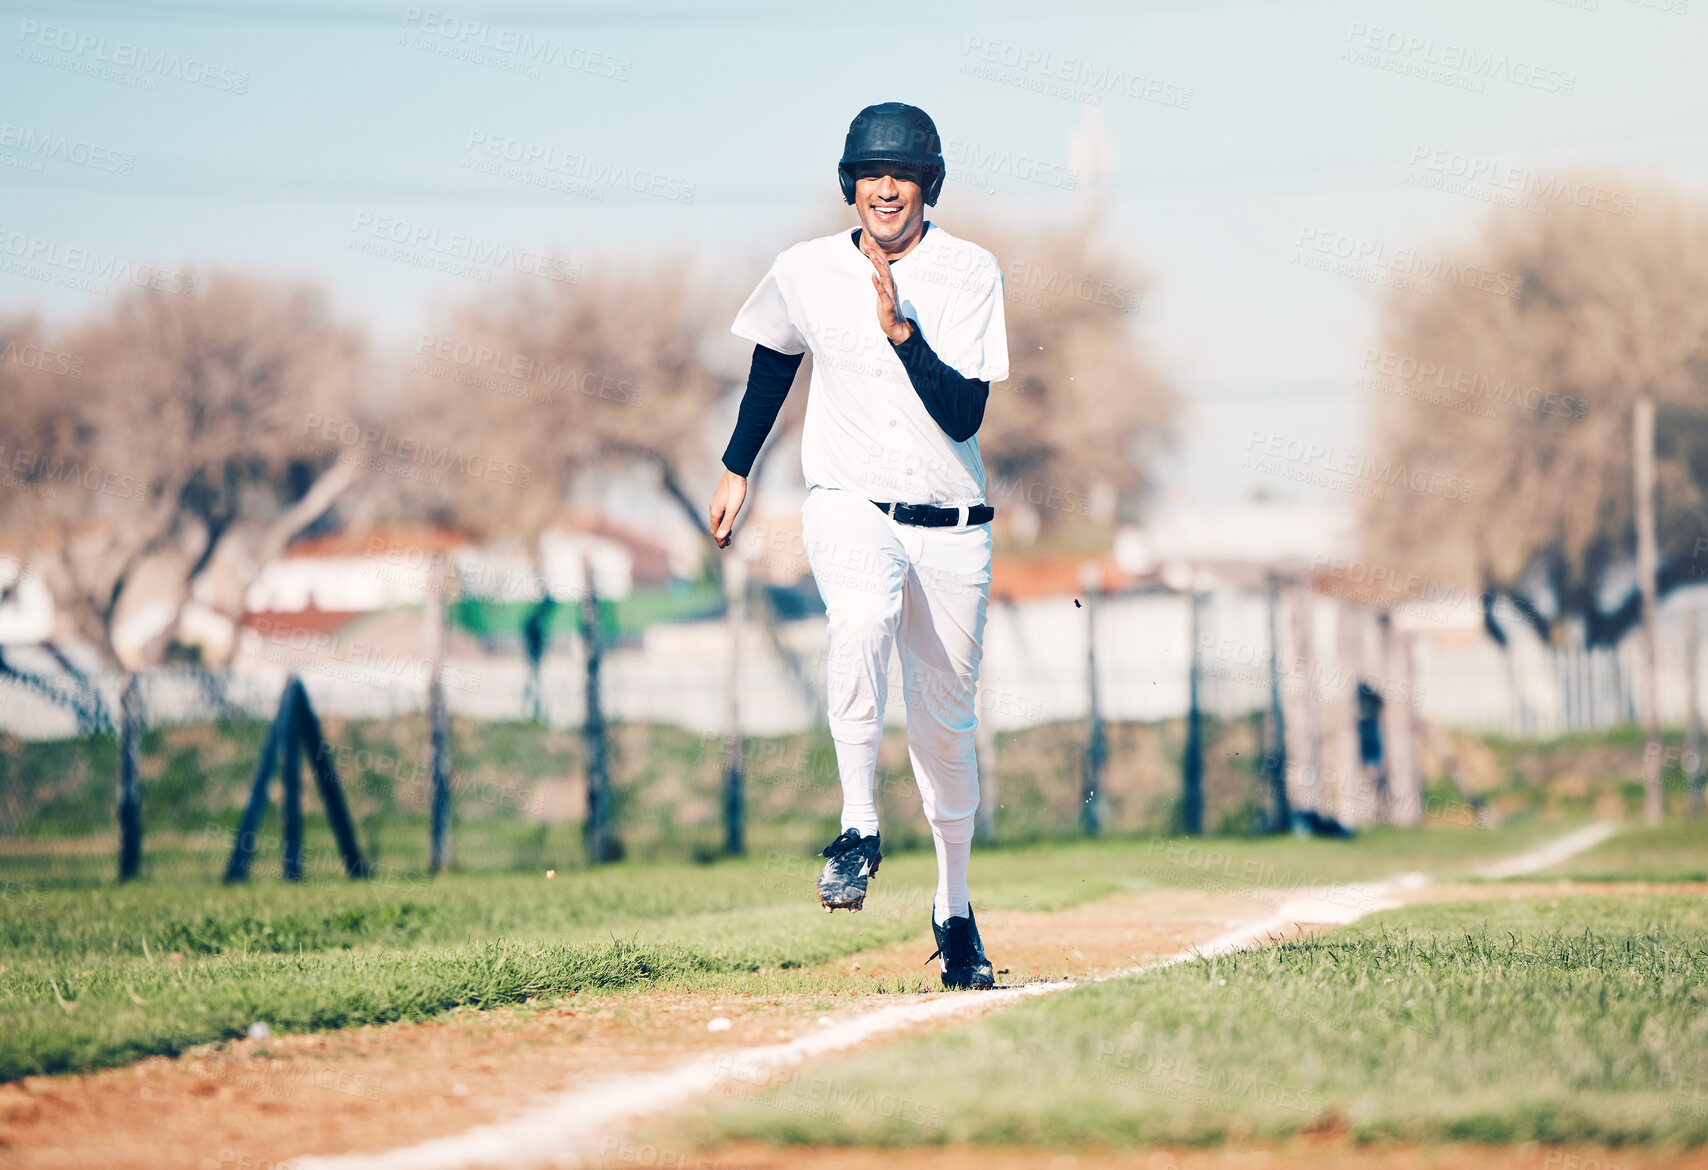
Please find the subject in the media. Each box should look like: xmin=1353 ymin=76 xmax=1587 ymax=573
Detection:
xmin=0 ymin=167 xmax=810 ymax=206
xmin=1189 ymin=384 xmax=1349 ymax=403
xmin=0 ymin=0 xmax=1321 ymax=26
xmin=0 ymin=123 xmax=1698 ymax=209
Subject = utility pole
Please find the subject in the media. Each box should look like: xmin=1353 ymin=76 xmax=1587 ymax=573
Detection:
xmin=1635 ymin=395 xmax=1663 ymax=826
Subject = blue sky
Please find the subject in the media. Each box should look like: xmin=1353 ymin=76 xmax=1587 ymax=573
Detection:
xmin=3 ymin=0 xmax=1705 ymax=511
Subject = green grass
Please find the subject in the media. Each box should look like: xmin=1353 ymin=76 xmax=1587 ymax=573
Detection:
xmin=0 ymin=860 xmax=925 ymax=1083
xmin=6 ymin=715 xmax=1689 ymax=891
xmin=0 ymin=710 xmax=1293 ymax=887
xmin=1475 ymin=724 xmax=1705 ymax=821
xmin=0 ymin=825 xmax=1574 ymax=1083
xmin=1116 ymin=818 xmax=1573 ymax=896
xmin=1537 ymin=817 xmax=1708 ymax=882
xmin=679 ymin=893 xmax=1708 ymax=1148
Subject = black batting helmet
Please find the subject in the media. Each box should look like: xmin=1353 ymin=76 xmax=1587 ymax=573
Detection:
xmin=837 ymin=102 xmax=946 ymax=206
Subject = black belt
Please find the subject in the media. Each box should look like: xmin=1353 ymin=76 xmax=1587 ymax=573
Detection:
xmin=872 ymin=501 xmax=994 ymax=527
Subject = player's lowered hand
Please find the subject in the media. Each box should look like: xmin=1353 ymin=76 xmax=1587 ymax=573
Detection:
xmin=709 ymin=469 xmax=747 ymax=549
xmin=862 ymin=237 xmax=914 ymax=345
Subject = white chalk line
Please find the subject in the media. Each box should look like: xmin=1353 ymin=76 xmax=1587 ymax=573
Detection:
xmin=291 ymin=821 xmax=1621 ymax=1170
xmin=1471 ymin=820 xmax=1619 ymax=879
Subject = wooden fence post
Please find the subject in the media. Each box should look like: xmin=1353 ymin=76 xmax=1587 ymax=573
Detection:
xmin=1335 ymin=604 xmax=1366 ymax=826
xmin=1381 ymin=617 xmax=1421 ymax=827
xmin=1634 ymin=395 xmax=1664 ymax=825
xmin=1284 ymin=582 xmax=1322 ymax=820
xmin=1262 ymin=573 xmax=1291 ymax=833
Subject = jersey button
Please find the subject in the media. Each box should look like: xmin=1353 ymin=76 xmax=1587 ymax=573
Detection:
xmin=889 ymin=419 xmax=897 ymax=427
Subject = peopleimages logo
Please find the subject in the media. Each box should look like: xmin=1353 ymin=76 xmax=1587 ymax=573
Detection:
xmin=1006 ymin=260 xmax=1142 ymax=314
xmin=0 ymin=441 xmax=146 ymax=502
xmin=462 ymin=131 xmax=695 ymax=204
xmin=1295 ymin=227 xmax=1524 ymax=300
xmin=0 ymin=123 xmax=135 ymax=175
xmin=942 ymin=137 xmax=1079 ymax=191
xmin=1358 ymin=348 xmax=1586 ymax=420
xmin=0 ymin=337 xmax=83 ymax=378
xmin=16 ymin=19 xmax=250 ymax=93
xmin=348 ymin=212 xmax=580 ymax=285
xmin=0 ymin=228 xmax=198 ymax=297
xmin=959 ymin=35 xmax=1193 ymax=109
xmin=1407 ymin=145 xmax=1640 ymax=219
xmin=1244 ymin=429 xmax=1476 ymax=504
xmin=412 ymin=332 xmax=643 ymax=406
xmin=1342 ymin=23 xmax=1577 ymax=96
xmin=300 ymin=415 xmax=532 ymax=488
xmin=399 ymin=8 xmax=632 ymax=79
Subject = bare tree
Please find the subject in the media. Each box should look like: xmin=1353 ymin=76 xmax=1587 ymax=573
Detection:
xmin=4 ymin=277 xmax=366 ymax=663
xmin=404 ymin=256 xmax=738 ymax=860
xmin=0 ymin=277 xmax=368 ymax=877
xmin=1360 ymin=185 xmax=1708 ymax=649
xmin=953 ymin=217 xmax=1176 ymax=543
xmin=0 ymin=314 xmax=105 ymax=725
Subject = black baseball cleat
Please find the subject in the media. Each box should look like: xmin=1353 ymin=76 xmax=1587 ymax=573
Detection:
xmin=817 ymin=828 xmax=882 ymax=911
xmin=925 ymin=906 xmax=996 ymax=990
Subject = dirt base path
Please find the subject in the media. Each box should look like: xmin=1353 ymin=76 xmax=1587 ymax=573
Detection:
xmin=0 ymin=823 xmax=1644 ymax=1170
xmin=0 ymin=890 xmax=1274 ymax=1170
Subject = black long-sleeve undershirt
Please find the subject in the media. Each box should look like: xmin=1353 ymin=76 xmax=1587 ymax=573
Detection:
xmin=720 ymin=321 xmax=991 ymax=477
xmin=888 ymin=326 xmax=990 ymax=444
xmin=721 ymin=343 xmax=804 ymax=476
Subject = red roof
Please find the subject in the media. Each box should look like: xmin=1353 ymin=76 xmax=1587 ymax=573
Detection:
xmin=280 ymin=517 xmax=677 ymax=584
xmin=240 ymin=604 xmax=369 ymax=637
xmin=287 ymin=526 xmax=473 ymax=559
xmin=990 ymin=555 xmax=1137 ymax=603
xmin=549 ymin=512 xmax=675 ymax=585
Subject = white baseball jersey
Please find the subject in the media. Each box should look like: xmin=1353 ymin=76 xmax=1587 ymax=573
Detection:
xmin=730 ymin=221 xmax=1009 ymax=508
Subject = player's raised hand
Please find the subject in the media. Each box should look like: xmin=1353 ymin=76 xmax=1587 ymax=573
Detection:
xmin=708 ymin=468 xmax=747 ymax=550
xmin=862 ymin=237 xmax=914 ymax=345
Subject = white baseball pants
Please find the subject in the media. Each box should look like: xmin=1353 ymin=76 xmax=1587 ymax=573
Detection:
xmin=800 ymin=485 xmax=992 ymax=921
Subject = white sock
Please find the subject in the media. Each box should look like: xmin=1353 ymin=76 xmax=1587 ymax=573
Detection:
xmin=931 ymin=814 xmax=974 ymax=920
xmin=832 ymin=732 xmax=882 ymax=837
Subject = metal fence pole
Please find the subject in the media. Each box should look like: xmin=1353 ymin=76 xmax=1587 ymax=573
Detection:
xmin=1080 ymin=563 xmax=1105 ymax=837
xmin=279 ymin=683 xmax=303 ymax=882
xmin=1181 ymin=590 xmax=1205 ymax=837
xmin=116 ymin=673 xmax=143 ymax=882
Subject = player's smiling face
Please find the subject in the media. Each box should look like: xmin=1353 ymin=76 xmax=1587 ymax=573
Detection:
xmin=851 ymin=163 xmax=928 ymax=253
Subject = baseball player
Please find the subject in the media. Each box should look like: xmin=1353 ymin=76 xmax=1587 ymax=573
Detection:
xmin=707 ymin=102 xmax=1008 ymax=990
